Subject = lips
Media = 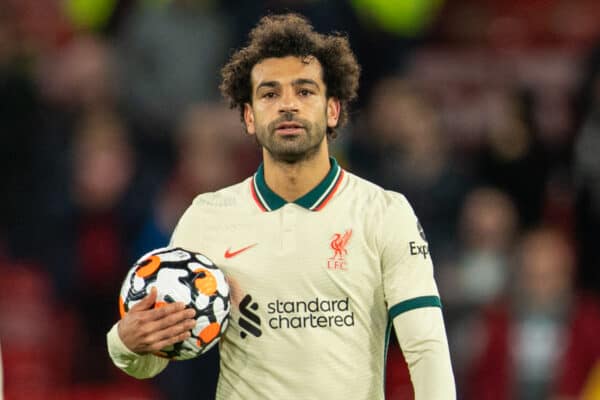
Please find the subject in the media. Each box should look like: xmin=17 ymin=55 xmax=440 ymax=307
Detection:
xmin=275 ymin=121 xmax=305 ymax=135
xmin=276 ymin=122 xmax=304 ymax=130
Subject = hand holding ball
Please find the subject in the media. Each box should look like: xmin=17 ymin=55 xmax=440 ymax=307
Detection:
xmin=118 ymin=247 xmax=230 ymax=360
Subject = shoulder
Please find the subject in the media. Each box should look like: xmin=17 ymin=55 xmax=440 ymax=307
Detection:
xmin=343 ymin=171 xmax=413 ymax=213
xmin=188 ymin=177 xmax=252 ymax=211
xmin=341 ymin=172 xmax=418 ymax=249
xmin=171 ymin=177 xmax=254 ymax=243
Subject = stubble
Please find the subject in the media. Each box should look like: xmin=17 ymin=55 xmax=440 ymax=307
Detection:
xmin=255 ymin=111 xmax=327 ymax=164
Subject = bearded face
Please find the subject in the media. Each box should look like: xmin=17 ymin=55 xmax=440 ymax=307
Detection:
xmin=253 ymin=111 xmax=326 ymax=163
xmin=244 ymin=56 xmax=340 ymax=164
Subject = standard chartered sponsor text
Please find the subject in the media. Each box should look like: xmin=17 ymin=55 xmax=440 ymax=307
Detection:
xmin=267 ymin=297 xmax=355 ymax=329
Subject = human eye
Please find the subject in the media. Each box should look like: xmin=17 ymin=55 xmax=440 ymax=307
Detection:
xmin=298 ymin=88 xmax=314 ymax=97
xmin=261 ymin=91 xmax=277 ymax=99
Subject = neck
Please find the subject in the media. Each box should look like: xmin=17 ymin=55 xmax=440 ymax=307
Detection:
xmin=262 ymin=143 xmax=331 ymax=202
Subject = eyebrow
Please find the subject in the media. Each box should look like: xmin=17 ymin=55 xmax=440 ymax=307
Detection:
xmin=292 ymin=78 xmax=320 ymax=89
xmin=255 ymin=78 xmax=321 ymax=94
xmin=256 ymin=81 xmax=279 ymax=93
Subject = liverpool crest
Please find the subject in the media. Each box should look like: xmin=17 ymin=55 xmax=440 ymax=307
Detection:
xmin=327 ymin=229 xmax=352 ymax=270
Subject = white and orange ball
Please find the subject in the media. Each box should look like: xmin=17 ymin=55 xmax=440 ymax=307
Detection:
xmin=119 ymin=247 xmax=230 ymax=360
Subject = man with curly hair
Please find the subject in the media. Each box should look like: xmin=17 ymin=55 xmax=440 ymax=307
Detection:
xmin=107 ymin=13 xmax=455 ymax=399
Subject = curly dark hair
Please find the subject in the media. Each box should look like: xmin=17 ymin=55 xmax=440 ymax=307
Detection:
xmin=220 ymin=13 xmax=360 ymax=138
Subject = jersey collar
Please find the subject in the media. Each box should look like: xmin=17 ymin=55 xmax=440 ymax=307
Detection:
xmin=250 ymin=157 xmax=345 ymax=212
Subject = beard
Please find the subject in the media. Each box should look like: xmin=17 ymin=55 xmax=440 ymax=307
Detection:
xmin=254 ymin=112 xmax=327 ymax=164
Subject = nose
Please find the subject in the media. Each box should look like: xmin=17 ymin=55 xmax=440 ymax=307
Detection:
xmin=278 ymin=88 xmax=299 ymax=114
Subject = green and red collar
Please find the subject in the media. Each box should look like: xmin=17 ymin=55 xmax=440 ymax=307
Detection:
xmin=250 ymin=158 xmax=345 ymax=212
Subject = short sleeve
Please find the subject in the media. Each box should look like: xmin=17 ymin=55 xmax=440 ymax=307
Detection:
xmin=378 ymin=192 xmax=441 ymax=319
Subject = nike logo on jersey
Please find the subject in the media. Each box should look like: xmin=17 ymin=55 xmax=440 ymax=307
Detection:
xmin=224 ymin=244 xmax=257 ymax=258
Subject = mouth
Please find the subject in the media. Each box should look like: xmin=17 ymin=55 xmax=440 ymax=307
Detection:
xmin=275 ymin=122 xmax=305 ymax=135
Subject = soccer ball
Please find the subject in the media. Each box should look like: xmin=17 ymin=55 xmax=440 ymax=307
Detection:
xmin=119 ymin=247 xmax=230 ymax=360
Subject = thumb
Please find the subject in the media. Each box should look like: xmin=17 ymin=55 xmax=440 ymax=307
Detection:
xmin=131 ymin=286 xmax=158 ymax=311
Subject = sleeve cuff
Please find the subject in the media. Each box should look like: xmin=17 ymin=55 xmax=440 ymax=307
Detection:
xmin=106 ymin=321 xmax=169 ymax=379
xmin=389 ymin=295 xmax=442 ymax=320
xmin=107 ymin=321 xmax=139 ymax=359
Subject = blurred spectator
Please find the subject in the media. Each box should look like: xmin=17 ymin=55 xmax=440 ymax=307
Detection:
xmin=37 ymin=35 xmax=118 ymax=112
xmin=464 ymin=227 xmax=600 ymax=400
xmin=441 ymin=187 xmax=518 ymax=307
xmin=476 ymin=87 xmax=549 ymax=228
xmin=37 ymin=109 xmax=152 ymax=385
xmin=348 ymin=77 xmax=474 ymax=258
xmin=116 ymin=0 xmax=233 ymax=136
xmin=440 ymin=187 xmax=519 ymax=393
xmin=27 ymin=34 xmax=123 ymax=258
xmin=70 ymin=110 xmax=139 ymax=383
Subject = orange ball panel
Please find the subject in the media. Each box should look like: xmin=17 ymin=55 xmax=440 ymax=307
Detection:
xmin=135 ymin=255 xmax=161 ymax=278
xmin=194 ymin=269 xmax=217 ymax=296
xmin=198 ymin=322 xmax=221 ymax=345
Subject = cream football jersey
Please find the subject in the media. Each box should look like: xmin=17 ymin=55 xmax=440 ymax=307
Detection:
xmin=165 ymin=158 xmax=442 ymax=399
xmin=106 ymin=158 xmax=451 ymax=398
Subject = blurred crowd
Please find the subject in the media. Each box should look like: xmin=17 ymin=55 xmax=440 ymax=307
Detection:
xmin=2 ymin=0 xmax=600 ymax=399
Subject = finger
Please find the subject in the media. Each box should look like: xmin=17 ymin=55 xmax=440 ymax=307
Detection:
xmin=130 ymin=287 xmax=158 ymax=311
xmin=143 ymin=301 xmax=191 ymax=322
xmin=150 ymin=331 xmax=192 ymax=353
xmin=145 ymin=307 xmax=196 ymax=331
xmin=145 ymin=318 xmax=196 ymax=348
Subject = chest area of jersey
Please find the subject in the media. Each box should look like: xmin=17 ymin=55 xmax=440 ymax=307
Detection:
xmin=180 ymin=207 xmax=386 ymax=340
xmin=190 ymin=207 xmax=379 ymax=296
xmin=222 ymin=212 xmax=367 ymax=270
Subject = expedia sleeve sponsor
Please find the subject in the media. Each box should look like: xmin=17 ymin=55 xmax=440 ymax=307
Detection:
xmin=409 ymin=241 xmax=429 ymax=259
xmin=266 ymin=297 xmax=355 ymax=329
xmin=379 ymin=192 xmax=440 ymax=309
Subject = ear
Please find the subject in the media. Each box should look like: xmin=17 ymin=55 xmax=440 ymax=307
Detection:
xmin=243 ymin=103 xmax=256 ymax=135
xmin=326 ymin=97 xmax=341 ymax=129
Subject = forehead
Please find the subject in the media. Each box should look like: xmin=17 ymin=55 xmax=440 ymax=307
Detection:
xmin=250 ymin=56 xmax=324 ymax=88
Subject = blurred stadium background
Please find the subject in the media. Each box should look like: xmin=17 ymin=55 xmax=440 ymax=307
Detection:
xmin=2 ymin=0 xmax=600 ymax=399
